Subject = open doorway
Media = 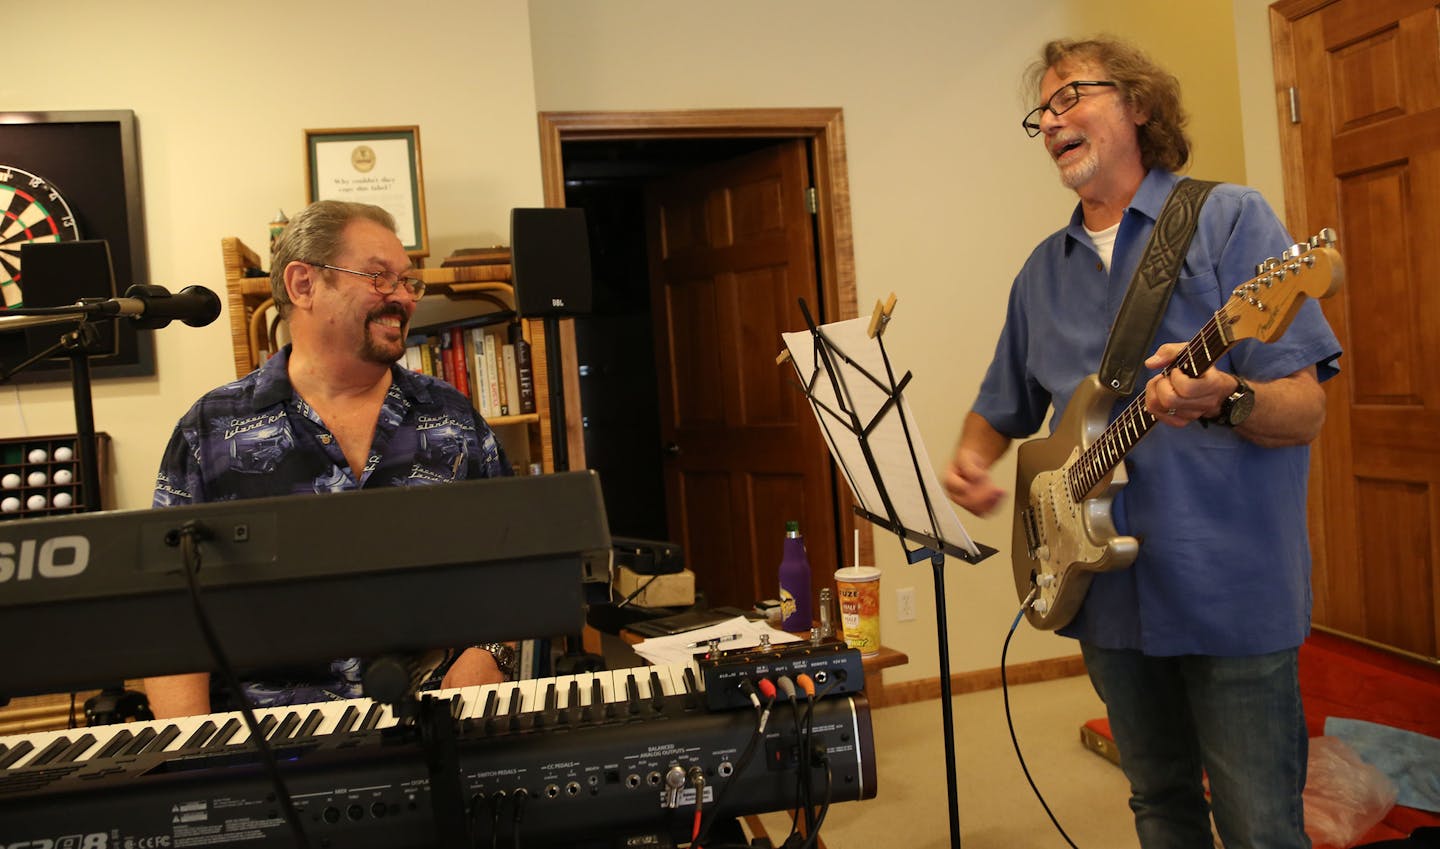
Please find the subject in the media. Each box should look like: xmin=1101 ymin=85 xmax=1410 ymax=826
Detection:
xmin=539 ymin=109 xmax=868 ymax=612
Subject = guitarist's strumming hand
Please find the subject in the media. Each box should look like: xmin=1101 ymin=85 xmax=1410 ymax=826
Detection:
xmin=1142 ymin=341 xmax=1237 ymax=426
xmin=944 ymin=412 xmax=1013 ymax=516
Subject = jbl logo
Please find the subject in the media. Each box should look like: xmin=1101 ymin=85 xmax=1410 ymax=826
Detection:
xmin=551 ymin=298 xmax=565 ymax=308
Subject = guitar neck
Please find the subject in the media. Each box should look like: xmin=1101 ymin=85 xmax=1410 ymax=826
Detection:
xmin=1068 ymin=307 xmax=1237 ymax=501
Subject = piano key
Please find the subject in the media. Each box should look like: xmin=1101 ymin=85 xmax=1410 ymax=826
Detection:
xmin=121 ymin=727 xmax=159 ymax=757
xmin=0 ymin=741 xmax=34 ymax=769
xmin=205 ymin=717 xmax=242 ymax=749
xmin=26 ymin=736 xmax=73 ymax=768
xmin=54 ymin=733 xmax=98 ymax=764
xmin=269 ymin=712 xmax=302 ymax=743
xmin=144 ymin=725 xmax=182 ymax=755
xmin=178 ymin=719 xmax=218 ymax=752
xmin=295 ymin=708 xmax=324 ymax=739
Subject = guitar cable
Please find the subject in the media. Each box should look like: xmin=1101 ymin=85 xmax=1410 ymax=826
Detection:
xmin=1002 ymin=589 xmax=1081 ymax=849
xmin=177 ymin=522 xmax=311 ymax=849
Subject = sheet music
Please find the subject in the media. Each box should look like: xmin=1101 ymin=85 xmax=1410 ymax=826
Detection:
xmin=630 ymin=616 xmax=801 ymax=667
xmin=782 ymin=316 xmax=980 ymax=558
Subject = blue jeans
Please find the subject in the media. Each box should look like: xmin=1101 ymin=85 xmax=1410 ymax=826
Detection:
xmin=1081 ymin=643 xmax=1310 ymax=849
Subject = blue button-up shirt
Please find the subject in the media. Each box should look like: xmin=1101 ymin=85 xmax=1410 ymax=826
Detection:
xmin=974 ymin=169 xmax=1341 ymax=656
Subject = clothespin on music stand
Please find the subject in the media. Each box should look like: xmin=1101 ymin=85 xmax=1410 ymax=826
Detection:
xmin=776 ymin=293 xmax=899 ymax=366
xmin=867 ymin=292 xmax=897 ymax=339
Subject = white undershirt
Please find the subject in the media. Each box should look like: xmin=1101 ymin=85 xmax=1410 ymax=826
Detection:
xmin=1085 ymin=221 xmax=1120 ymax=272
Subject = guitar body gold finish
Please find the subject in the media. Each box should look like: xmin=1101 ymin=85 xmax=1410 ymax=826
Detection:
xmin=1013 ymin=375 xmax=1140 ymax=630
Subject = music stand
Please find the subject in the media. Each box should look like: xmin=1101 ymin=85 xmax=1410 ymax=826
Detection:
xmin=780 ymin=296 xmax=996 ymax=849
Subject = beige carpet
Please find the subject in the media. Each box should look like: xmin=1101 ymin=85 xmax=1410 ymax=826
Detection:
xmin=750 ymin=674 xmax=1142 ymax=849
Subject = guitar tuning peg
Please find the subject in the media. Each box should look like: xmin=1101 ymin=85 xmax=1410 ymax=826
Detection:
xmin=1282 ymin=243 xmax=1307 ymax=261
xmin=1311 ymin=228 xmax=1337 ymax=248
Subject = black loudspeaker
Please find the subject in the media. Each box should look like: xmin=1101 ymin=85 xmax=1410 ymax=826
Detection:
xmin=21 ymin=240 xmax=119 ymax=358
xmin=510 ymin=208 xmax=593 ymax=317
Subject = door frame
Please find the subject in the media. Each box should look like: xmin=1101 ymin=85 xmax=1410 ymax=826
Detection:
xmin=536 ymin=107 xmax=875 ymax=565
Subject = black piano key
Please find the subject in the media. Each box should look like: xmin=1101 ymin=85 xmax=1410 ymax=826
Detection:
xmin=122 ymin=727 xmax=159 ymax=757
xmin=206 ymin=718 xmax=242 ymax=749
xmin=145 ymin=725 xmax=182 ymax=755
xmin=269 ymin=712 xmax=301 ymax=743
xmin=682 ymin=668 xmax=701 ymax=710
xmin=331 ymin=706 xmax=360 ymax=735
xmin=253 ymin=715 xmax=279 ymax=740
xmin=28 ymin=737 xmax=73 ymax=767
xmin=180 ymin=721 xmax=218 ymax=751
xmin=625 ymin=673 xmax=641 ymax=715
xmin=536 ymin=683 xmax=558 ymax=728
xmin=95 ymin=730 xmax=135 ymax=759
xmin=359 ymin=704 xmax=383 ymax=732
xmin=295 ymin=709 xmax=324 ymax=739
xmin=564 ymin=680 xmax=580 ymax=724
xmin=0 ymin=741 xmax=34 ymax=769
xmin=649 ymin=670 xmax=666 ymax=713
xmin=594 ymin=680 xmax=611 ymax=721
xmin=507 ymin=689 xmax=524 ymax=732
xmin=55 ymin=734 xmax=97 ymax=764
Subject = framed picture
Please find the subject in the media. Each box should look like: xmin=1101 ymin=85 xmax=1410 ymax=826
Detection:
xmin=0 ymin=109 xmax=156 ymax=381
xmin=305 ymin=126 xmax=429 ymax=258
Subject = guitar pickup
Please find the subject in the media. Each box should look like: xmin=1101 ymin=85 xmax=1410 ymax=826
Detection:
xmin=1021 ymin=507 xmax=1041 ymax=560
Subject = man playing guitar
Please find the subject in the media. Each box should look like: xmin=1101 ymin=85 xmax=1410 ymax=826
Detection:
xmin=944 ymin=36 xmax=1341 ymax=849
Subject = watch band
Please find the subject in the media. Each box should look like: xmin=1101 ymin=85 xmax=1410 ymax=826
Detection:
xmin=474 ymin=642 xmax=518 ymax=681
xmin=1202 ymin=375 xmax=1254 ymax=428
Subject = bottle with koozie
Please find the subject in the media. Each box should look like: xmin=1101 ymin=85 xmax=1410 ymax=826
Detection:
xmin=778 ymin=520 xmax=813 ymax=631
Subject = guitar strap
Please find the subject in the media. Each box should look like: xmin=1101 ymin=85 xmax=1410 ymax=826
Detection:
xmin=1097 ymin=177 xmax=1219 ymax=395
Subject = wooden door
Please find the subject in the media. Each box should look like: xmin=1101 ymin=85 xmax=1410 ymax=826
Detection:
xmin=1273 ymin=0 xmax=1440 ymax=656
xmin=644 ymin=140 xmax=838 ymax=612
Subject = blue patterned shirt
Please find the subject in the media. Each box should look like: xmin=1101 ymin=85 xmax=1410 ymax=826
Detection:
xmin=973 ymin=170 xmax=1342 ymax=657
xmin=153 ymin=345 xmax=510 ymax=707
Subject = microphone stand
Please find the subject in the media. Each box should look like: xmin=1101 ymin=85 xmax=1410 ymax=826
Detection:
xmin=0 ymin=304 xmax=114 ymax=514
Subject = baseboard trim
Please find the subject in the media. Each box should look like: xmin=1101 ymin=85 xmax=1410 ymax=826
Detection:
xmin=879 ymin=653 xmax=1087 ymax=707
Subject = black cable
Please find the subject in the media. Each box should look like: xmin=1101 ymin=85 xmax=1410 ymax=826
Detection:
xmin=796 ymin=757 xmax=832 ymax=849
xmin=693 ymin=695 xmax=772 ymax=849
xmin=614 ymin=574 xmax=659 ymax=608
xmin=511 ymin=788 xmax=528 ymax=849
xmin=177 ymin=524 xmax=310 ymax=848
xmin=68 ymin=692 xmax=77 ymax=729
xmin=1001 ymin=596 xmax=1080 ymax=849
xmin=798 ymin=679 xmax=838 ymax=841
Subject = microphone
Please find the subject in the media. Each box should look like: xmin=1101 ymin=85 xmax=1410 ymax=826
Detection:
xmin=100 ymin=284 xmax=223 ymax=329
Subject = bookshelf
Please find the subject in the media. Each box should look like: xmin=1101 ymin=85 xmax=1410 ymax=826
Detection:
xmin=220 ymin=238 xmax=556 ymax=472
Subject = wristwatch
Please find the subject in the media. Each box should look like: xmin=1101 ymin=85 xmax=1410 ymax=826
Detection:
xmin=474 ymin=642 xmax=518 ymax=680
xmin=1207 ymin=376 xmax=1256 ymax=427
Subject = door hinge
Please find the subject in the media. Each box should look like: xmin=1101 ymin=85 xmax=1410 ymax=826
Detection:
xmin=806 ymin=186 xmax=818 ymax=214
xmin=1288 ymin=87 xmax=1301 ymax=124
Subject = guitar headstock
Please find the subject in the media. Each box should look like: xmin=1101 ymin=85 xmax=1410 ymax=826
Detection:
xmin=1222 ymin=228 xmax=1345 ymax=344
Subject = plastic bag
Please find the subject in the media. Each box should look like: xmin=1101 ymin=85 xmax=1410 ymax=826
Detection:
xmin=1306 ymin=736 xmax=1400 ymax=848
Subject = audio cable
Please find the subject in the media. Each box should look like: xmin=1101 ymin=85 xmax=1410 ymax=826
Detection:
xmin=693 ymin=678 xmax=775 ymax=849
xmin=1002 ymin=592 xmax=1080 ymax=849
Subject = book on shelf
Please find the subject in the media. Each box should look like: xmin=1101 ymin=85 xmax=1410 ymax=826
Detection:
xmin=448 ymin=327 xmax=470 ymax=400
xmin=510 ymin=323 xmax=537 ymax=415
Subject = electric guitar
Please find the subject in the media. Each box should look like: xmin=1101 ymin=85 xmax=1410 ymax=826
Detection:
xmin=1012 ymin=229 xmax=1344 ymax=630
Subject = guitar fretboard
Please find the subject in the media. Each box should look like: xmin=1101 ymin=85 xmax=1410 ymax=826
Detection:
xmin=1066 ymin=305 xmax=1239 ymax=502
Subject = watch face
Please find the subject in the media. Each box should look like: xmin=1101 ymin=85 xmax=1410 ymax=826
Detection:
xmin=1 ymin=165 xmax=83 ymax=308
xmin=1228 ymin=387 xmax=1256 ymax=426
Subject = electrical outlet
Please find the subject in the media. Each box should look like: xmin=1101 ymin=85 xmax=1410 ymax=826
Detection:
xmin=896 ymin=586 xmax=917 ymax=622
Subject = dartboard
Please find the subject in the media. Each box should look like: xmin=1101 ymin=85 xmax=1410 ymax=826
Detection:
xmin=1 ymin=165 xmax=82 ymax=308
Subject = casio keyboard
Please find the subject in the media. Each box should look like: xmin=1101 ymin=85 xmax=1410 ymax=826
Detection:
xmin=0 ymin=473 xmax=612 ymax=699
xmin=0 ymin=663 xmax=877 ymax=847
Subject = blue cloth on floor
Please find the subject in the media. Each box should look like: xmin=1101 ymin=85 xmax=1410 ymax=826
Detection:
xmin=1326 ymin=716 xmax=1440 ymax=813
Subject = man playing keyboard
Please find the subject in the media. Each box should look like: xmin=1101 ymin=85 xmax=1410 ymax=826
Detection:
xmin=145 ymin=200 xmax=515 ymax=718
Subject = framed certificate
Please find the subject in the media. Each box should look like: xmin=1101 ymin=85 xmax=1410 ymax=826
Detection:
xmin=305 ymin=126 xmax=429 ymax=258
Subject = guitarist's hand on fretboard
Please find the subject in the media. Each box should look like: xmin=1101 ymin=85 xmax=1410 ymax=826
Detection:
xmin=1142 ymin=341 xmax=1239 ymax=425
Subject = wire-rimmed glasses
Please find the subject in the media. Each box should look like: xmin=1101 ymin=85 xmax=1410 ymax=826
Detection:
xmin=1021 ymin=80 xmax=1118 ymax=137
xmin=307 ymin=262 xmax=426 ymax=300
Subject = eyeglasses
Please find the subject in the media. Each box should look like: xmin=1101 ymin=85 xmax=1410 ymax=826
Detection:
xmin=1022 ymin=80 xmax=1119 ymax=137
xmin=307 ymin=262 xmax=426 ymax=300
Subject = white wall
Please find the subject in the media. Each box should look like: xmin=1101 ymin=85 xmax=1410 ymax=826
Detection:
xmin=6 ymin=0 xmax=1289 ymax=684
xmin=3 ymin=0 xmax=545 ymax=511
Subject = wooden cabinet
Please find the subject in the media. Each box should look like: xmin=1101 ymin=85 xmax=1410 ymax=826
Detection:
xmin=220 ymin=238 xmax=560 ymax=472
